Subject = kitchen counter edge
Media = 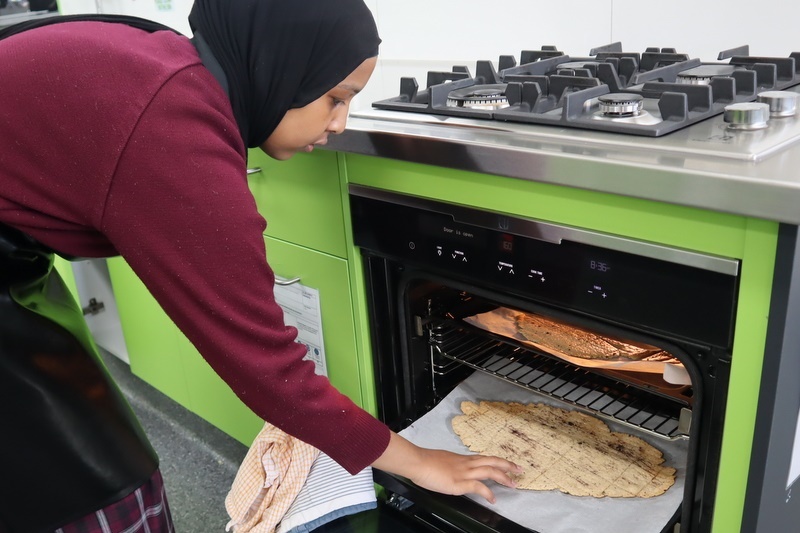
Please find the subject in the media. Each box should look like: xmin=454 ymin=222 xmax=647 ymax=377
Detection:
xmin=327 ymin=116 xmax=800 ymax=226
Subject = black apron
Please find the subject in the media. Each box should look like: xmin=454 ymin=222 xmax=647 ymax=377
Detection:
xmin=0 ymin=15 xmax=194 ymax=531
xmin=0 ymin=223 xmax=158 ymax=532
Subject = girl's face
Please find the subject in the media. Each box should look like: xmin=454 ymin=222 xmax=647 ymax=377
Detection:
xmin=260 ymin=56 xmax=378 ymax=160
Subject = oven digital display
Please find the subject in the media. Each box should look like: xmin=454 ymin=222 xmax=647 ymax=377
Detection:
xmin=419 ymin=213 xmax=486 ymax=244
xmin=589 ymin=259 xmax=611 ymax=273
xmin=499 ymin=233 xmax=514 ymax=253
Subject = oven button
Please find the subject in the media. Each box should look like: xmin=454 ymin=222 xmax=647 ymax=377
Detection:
xmin=586 ymin=284 xmax=608 ymax=299
xmin=497 ymin=261 xmax=515 ymax=275
xmin=528 ymin=268 xmax=546 ymax=282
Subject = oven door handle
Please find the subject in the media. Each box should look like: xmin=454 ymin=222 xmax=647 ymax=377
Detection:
xmin=373 ymin=469 xmax=538 ymax=533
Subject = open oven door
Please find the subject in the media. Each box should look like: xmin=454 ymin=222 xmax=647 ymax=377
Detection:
xmin=311 ymin=506 xmax=419 ymax=533
xmin=313 ymin=468 xmax=541 ymax=533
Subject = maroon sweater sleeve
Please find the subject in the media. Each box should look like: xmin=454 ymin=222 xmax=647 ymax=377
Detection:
xmin=101 ymin=64 xmax=390 ymax=474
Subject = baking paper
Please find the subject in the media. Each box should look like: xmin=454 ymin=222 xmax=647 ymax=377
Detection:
xmin=399 ymin=371 xmax=688 ymax=533
xmin=464 ymin=307 xmax=686 ymax=376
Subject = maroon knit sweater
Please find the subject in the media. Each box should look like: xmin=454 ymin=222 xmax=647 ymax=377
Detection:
xmin=0 ymin=21 xmax=390 ymax=474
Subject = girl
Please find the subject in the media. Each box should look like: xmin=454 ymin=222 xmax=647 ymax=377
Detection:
xmin=0 ymin=1 xmax=520 ymax=531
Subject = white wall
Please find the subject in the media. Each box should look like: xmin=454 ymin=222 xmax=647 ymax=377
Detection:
xmin=59 ymin=0 xmax=192 ymax=34
xmin=56 ymin=0 xmax=800 ymax=111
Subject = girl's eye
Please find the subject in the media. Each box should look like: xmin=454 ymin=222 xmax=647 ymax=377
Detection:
xmin=332 ymin=97 xmax=346 ymax=107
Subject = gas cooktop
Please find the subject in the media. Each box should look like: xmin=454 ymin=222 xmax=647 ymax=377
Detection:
xmin=371 ymin=43 xmax=800 ymax=137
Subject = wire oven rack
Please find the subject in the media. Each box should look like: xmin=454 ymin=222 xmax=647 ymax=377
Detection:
xmin=428 ymin=319 xmax=690 ymax=440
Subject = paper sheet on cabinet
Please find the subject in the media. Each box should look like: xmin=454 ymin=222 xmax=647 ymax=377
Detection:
xmin=274 ymin=282 xmax=327 ymax=377
xmin=399 ymin=371 xmax=688 ymax=533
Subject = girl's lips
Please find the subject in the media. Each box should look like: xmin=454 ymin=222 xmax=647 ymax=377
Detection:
xmin=304 ymin=139 xmax=327 ymax=152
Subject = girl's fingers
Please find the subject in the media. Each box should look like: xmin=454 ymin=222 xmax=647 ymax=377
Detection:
xmin=465 ymin=464 xmax=519 ymax=488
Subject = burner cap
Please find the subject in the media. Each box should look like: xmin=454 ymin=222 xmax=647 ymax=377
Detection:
xmin=597 ymin=93 xmax=644 ymax=117
xmin=447 ymin=84 xmax=509 ymax=110
xmin=676 ymin=65 xmax=738 ymax=85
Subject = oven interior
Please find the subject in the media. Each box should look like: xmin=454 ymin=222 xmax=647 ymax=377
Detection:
xmin=394 ymin=280 xmax=693 ymax=440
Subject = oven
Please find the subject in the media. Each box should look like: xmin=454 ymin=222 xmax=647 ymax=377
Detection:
xmin=340 ymin=184 xmax=739 ymax=533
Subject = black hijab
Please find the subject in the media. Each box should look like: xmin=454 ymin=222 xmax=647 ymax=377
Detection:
xmin=188 ymin=0 xmax=381 ymax=148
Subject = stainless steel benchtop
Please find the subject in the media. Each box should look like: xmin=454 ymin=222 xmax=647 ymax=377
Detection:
xmin=327 ymin=105 xmax=800 ymax=225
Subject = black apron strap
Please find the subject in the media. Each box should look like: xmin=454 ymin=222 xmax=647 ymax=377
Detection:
xmin=0 ymin=13 xmax=178 ymax=41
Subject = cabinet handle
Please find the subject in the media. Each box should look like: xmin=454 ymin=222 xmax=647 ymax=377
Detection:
xmin=246 ymin=167 xmax=262 ymax=175
xmin=275 ymin=275 xmax=301 ymax=286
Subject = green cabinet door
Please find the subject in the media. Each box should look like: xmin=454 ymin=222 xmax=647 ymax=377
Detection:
xmin=178 ymin=336 xmax=263 ymax=445
xmin=107 ymin=256 xmax=192 ymax=410
xmin=109 ymin=257 xmax=262 ymax=445
xmin=53 ymin=256 xmax=79 ymax=301
xmin=247 ymin=149 xmax=347 ymax=258
xmin=263 ymin=236 xmax=362 ymax=404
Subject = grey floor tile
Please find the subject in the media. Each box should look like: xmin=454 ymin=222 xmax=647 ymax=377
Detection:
xmin=101 ymin=351 xmax=248 ymax=533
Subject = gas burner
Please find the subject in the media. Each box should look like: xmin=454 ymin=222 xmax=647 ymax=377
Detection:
xmin=597 ymin=93 xmax=644 ymax=117
xmin=676 ymin=65 xmax=738 ymax=85
xmin=446 ymin=84 xmax=509 ymax=110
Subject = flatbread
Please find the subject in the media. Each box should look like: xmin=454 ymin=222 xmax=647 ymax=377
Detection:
xmin=452 ymin=400 xmax=676 ymax=498
xmin=513 ymin=312 xmax=652 ymax=361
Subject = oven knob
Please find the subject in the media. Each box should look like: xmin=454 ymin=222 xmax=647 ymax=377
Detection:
xmin=756 ymin=90 xmax=799 ymax=117
xmin=723 ymin=102 xmax=770 ymax=130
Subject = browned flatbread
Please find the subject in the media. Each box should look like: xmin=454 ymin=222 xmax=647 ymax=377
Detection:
xmin=513 ymin=312 xmax=651 ymax=361
xmin=452 ymin=400 xmax=676 ymax=498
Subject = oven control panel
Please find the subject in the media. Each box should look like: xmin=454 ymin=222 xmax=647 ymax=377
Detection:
xmin=350 ymin=186 xmax=740 ymax=349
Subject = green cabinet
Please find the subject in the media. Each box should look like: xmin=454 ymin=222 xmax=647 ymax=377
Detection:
xmin=107 ymin=256 xmax=192 ymax=410
xmin=176 ymin=328 xmax=264 ymax=444
xmin=262 ymin=236 xmax=361 ymax=404
xmin=247 ymin=149 xmax=347 ymax=258
xmin=109 ymin=255 xmax=263 ymax=445
xmin=53 ymin=256 xmax=79 ymax=301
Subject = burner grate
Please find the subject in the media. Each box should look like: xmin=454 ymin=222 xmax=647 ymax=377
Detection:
xmin=372 ymin=43 xmax=800 ymax=136
xmin=429 ymin=319 xmax=690 ymax=440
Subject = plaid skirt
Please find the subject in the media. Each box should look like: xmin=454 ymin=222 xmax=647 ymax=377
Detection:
xmin=54 ymin=470 xmax=174 ymax=533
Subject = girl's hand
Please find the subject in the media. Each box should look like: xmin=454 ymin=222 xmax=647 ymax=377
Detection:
xmin=372 ymin=431 xmax=523 ymax=504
